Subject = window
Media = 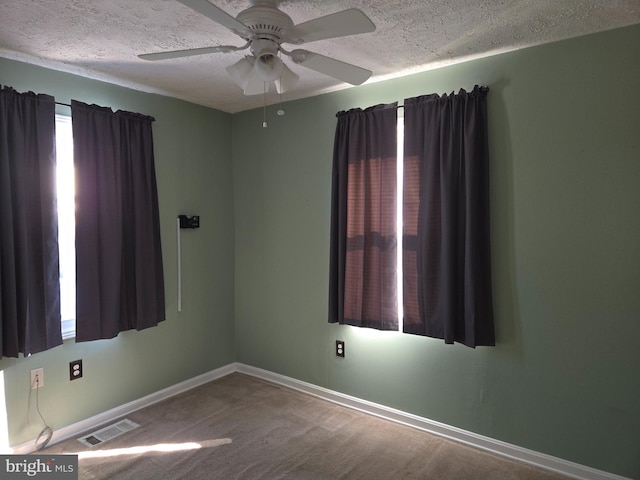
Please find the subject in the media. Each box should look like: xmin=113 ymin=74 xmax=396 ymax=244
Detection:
xmin=55 ymin=114 xmax=76 ymax=339
xmin=330 ymin=87 xmax=495 ymax=346
xmin=1 ymin=92 xmax=162 ymax=357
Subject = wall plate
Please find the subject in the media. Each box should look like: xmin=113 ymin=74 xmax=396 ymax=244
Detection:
xmin=70 ymin=359 xmax=83 ymax=380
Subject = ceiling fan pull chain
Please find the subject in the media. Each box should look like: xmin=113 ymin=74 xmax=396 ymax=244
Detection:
xmin=263 ymin=82 xmax=268 ymax=128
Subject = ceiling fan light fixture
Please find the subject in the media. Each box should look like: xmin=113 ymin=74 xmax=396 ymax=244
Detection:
xmin=243 ymin=74 xmax=268 ymax=95
xmin=254 ymin=52 xmax=283 ymax=81
xmin=275 ymin=63 xmax=299 ymax=94
xmin=250 ymin=38 xmax=283 ymax=82
xmin=226 ymin=56 xmax=255 ymax=89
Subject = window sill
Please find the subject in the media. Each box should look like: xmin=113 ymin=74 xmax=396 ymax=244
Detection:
xmin=61 ymin=318 xmax=76 ymax=341
xmin=62 ymin=331 xmax=76 ymax=341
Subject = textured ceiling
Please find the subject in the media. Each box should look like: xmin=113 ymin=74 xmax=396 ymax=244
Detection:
xmin=1 ymin=0 xmax=639 ymax=113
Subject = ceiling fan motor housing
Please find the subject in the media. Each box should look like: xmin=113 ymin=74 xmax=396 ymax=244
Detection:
xmin=236 ymin=4 xmax=294 ymax=42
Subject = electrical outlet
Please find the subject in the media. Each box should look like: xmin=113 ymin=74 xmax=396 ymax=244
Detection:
xmin=30 ymin=368 xmax=44 ymax=389
xmin=70 ymin=359 xmax=83 ymax=381
xmin=336 ymin=340 xmax=345 ymax=358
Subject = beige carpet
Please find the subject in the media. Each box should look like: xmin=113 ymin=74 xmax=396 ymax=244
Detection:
xmin=44 ymin=373 xmax=571 ymax=479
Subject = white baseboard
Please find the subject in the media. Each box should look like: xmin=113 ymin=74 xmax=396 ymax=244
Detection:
xmin=9 ymin=363 xmax=236 ymax=455
xmin=236 ymin=364 xmax=631 ymax=480
xmin=10 ymin=362 xmax=630 ymax=480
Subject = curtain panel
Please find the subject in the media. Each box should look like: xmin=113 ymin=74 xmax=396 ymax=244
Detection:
xmin=71 ymin=101 xmax=165 ymax=342
xmin=329 ymin=103 xmax=398 ymax=330
xmin=403 ymin=86 xmax=495 ymax=347
xmin=0 ymin=86 xmax=62 ymax=358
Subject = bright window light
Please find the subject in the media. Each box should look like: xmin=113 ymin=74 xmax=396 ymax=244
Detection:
xmin=55 ymin=114 xmax=76 ymax=339
xmin=397 ymin=114 xmax=404 ymax=332
xmin=0 ymin=371 xmax=8 ymax=452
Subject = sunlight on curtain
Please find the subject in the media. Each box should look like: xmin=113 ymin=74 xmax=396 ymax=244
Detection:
xmin=338 ymin=115 xmax=405 ymax=341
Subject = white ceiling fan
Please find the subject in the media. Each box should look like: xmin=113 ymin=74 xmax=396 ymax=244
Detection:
xmin=139 ymin=0 xmax=376 ymax=95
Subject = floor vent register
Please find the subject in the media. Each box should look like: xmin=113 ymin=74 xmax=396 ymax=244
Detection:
xmin=77 ymin=419 xmax=140 ymax=448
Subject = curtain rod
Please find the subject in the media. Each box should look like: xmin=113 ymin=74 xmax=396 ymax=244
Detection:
xmin=336 ymin=86 xmax=489 ymax=117
xmin=54 ymin=101 xmax=155 ymax=121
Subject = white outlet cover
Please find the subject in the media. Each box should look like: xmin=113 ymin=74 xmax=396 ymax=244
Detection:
xmin=30 ymin=368 xmax=44 ymax=389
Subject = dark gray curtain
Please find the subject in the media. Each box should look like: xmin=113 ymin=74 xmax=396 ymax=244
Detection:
xmin=0 ymin=86 xmax=62 ymax=358
xmin=403 ymin=86 xmax=495 ymax=347
xmin=329 ymin=103 xmax=398 ymax=330
xmin=71 ymin=100 xmax=165 ymax=342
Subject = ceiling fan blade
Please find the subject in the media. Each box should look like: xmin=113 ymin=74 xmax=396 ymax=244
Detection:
xmin=177 ymin=0 xmax=251 ymax=37
xmin=285 ymin=9 xmax=375 ymax=45
xmin=289 ymin=50 xmax=371 ymax=85
xmin=227 ymin=56 xmax=298 ymax=96
xmin=139 ymin=45 xmax=236 ymax=61
xmin=275 ymin=64 xmax=299 ymax=94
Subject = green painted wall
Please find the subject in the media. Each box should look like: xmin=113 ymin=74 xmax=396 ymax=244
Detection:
xmin=233 ymin=24 xmax=640 ymax=479
xmin=0 ymin=59 xmax=235 ymax=446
